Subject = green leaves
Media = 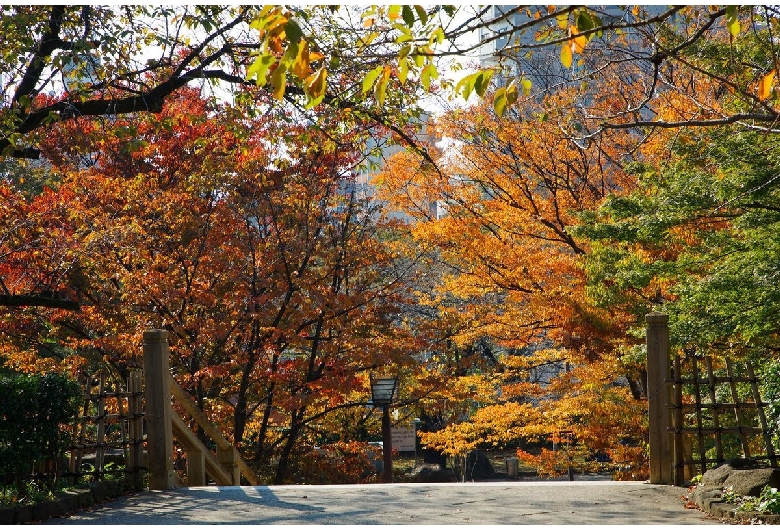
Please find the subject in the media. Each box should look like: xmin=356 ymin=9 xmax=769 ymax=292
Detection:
xmin=0 ymin=373 xmax=81 ymax=478
xmin=455 ymin=70 xmax=494 ymax=101
xmin=455 ymin=69 xmax=533 ymax=117
xmin=492 ymin=82 xmax=519 ymax=117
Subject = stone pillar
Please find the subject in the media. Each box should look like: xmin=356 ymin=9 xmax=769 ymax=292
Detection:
xmin=143 ymin=330 xmax=175 ymax=490
xmin=646 ymin=312 xmax=672 ymax=484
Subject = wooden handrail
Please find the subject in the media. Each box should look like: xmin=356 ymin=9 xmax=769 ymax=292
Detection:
xmin=167 ymin=374 xmax=259 ymax=486
xmin=171 ymin=413 xmax=232 ymax=486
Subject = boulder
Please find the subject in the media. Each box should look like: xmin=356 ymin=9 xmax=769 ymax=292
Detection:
xmin=698 ymin=459 xmax=780 ymax=497
xmin=411 ymin=465 xmax=456 ymax=483
xmin=464 ymin=450 xmax=494 ymax=481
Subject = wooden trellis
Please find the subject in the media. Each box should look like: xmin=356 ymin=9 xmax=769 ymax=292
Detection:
xmin=68 ymin=370 xmax=144 ymax=490
xmin=669 ymin=355 xmax=777 ymax=486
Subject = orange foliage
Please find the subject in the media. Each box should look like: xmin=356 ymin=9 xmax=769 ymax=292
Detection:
xmin=380 ymin=87 xmax=649 ymax=477
xmin=1 ymin=87 xmax=424 ymax=484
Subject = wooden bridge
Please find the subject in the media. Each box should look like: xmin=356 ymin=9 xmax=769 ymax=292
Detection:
xmin=143 ymin=330 xmax=258 ymax=489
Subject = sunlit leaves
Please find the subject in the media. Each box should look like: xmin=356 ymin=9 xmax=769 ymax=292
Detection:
xmin=455 ymin=70 xmax=494 ymax=101
xmin=759 ymin=70 xmax=775 ymax=101
xmin=725 ymin=5 xmax=741 ymax=38
xmin=304 ymin=67 xmax=327 ymax=108
xmin=492 ymin=82 xmax=518 ymax=117
xmin=420 ymin=63 xmax=438 ymax=92
xmin=14 ymin=87 xmax=424 ymax=482
xmin=560 ymin=42 xmax=573 ymax=69
xmin=570 ymin=26 xmax=587 ymax=54
xmin=248 ymin=5 xmax=455 ymax=109
xmin=374 ymin=66 xmax=391 ymax=105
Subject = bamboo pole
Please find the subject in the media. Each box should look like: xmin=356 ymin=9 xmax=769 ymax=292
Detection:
xmin=673 ymin=355 xmax=684 ymax=486
xmin=705 ymin=357 xmax=723 ymax=463
xmin=725 ymin=359 xmax=752 ymax=458
xmin=746 ymin=362 xmax=777 ymax=467
xmin=692 ymin=358 xmax=707 ymax=474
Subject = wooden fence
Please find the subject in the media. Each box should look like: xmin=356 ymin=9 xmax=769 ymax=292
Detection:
xmin=67 ymin=369 xmax=144 ymax=490
xmin=646 ymin=312 xmax=779 ymax=486
xmin=143 ymin=330 xmax=259 ymax=488
xmin=670 ymin=355 xmax=777 ymax=483
xmin=9 ymin=330 xmax=261 ymax=494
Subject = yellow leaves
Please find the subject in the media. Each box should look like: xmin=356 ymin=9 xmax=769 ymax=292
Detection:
xmin=561 ymin=24 xmax=589 ymax=69
xmin=291 ymin=39 xmax=311 ymax=79
xmin=375 ymin=65 xmax=391 ymax=104
xmin=556 ymin=12 xmax=568 ymax=29
xmin=270 ymin=63 xmax=287 ymax=100
xmin=387 ymin=5 xmax=401 ymax=21
xmin=725 ymin=6 xmax=741 ymax=39
xmin=560 ymin=39 xmax=573 ymax=69
xmin=420 ymin=63 xmax=438 ymax=91
xmin=493 ymin=81 xmax=519 ymax=117
xmin=362 ymin=65 xmax=393 ymax=105
xmin=362 ymin=65 xmax=383 ymax=95
xmin=759 ymin=69 xmax=775 ymax=102
xmin=570 ymin=26 xmax=587 ymax=54
xmin=304 ymin=67 xmax=327 ymax=108
xmin=249 ymin=8 xmax=329 ymax=106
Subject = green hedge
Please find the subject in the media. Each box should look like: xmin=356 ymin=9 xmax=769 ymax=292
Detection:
xmin=0 ymin=373 xmax=81 ymax=480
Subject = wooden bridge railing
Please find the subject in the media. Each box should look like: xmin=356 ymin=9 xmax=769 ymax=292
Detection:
xmin=143 ymin=329 xmax=258 ymax=489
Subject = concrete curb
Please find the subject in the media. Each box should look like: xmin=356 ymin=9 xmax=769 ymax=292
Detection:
xmin=0 ymin=479 xmax=135 ymax=524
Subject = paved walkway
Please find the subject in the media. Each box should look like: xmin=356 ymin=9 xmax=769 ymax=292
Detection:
xmin=43 ymin=481 xmax=723 ymax=525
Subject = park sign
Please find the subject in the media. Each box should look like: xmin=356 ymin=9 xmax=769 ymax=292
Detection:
xmin=391 ymin=425 xmax=416 ymax=452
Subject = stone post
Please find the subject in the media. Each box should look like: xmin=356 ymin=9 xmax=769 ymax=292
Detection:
xmin=143 ymin=329 xmax=175 ymax=490
xmin=646 ymin=312 xmax=672 ymax=484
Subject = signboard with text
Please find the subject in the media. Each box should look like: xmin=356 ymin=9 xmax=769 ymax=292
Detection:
xmin=391 ymin=425 xmax=416 ymax=452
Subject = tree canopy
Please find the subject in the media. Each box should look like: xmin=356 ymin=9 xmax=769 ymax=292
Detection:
xmin=4 ymin=5 xmax=780 ymax=483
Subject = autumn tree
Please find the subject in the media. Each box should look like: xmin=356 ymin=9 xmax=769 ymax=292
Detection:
xmin=374 ymin=81 xmax=653 ymax=474
xmin=581 ymin=124 xmax=780 ymax=362
xmin=0 ymin=86 xmax=427 ymax=483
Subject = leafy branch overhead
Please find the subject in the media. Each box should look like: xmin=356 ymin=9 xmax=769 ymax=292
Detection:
xmin=4 ymin=5 xmax=780 ymax=163
xmin=246 ymin=5 xmax=780 ymax=126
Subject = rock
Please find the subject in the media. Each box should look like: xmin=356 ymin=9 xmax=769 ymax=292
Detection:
xmin=690 ymin=485 xmax=722 ymax=509
xmin=725 ymin=468 xmax=780 ymax=497
xmin=411 ymin=465 xmax=456 ymax=482
xmin=31 ymin=499 xmax=64 ymax=522
xmin=0 ymin=507 xmax=15 ymax=525
xmin=464 ymin=450 xmax=494 ymax=481
xmin=698 ymin=460 xmax=780 ymax=497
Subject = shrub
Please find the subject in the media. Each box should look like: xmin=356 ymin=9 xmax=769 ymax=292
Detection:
xmin=0 ymin=372 xmax=81 ymax=500
xmin=291 ymin=441 xmax=379 ymax=484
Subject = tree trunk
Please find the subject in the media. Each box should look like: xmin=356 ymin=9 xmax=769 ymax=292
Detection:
xmin=233 ymin=350 xmax=256 ymax=445
xmin=273 ymin=409 xmax=304 ymax=485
